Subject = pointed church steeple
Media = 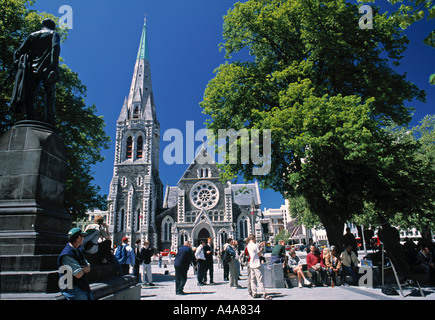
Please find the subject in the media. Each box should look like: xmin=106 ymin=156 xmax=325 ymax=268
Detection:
xmin=137 ymin=19 xmax=150 ymax=61
xmin=110 ymin=20 xmax=163 ymax=247
xmin=126 ymin=19 xmax=157 ymax=123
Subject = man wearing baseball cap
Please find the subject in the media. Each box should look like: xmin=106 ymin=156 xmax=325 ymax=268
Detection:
xmin=57 ymin=228 xmax=93 ymax=300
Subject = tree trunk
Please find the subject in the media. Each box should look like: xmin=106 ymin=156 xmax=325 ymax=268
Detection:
xmin=321 ymin=216 xmax=346 ymax=251
xmin=420 ymin=224 xmax=433 ymax=248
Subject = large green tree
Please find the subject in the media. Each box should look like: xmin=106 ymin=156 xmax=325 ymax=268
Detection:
xmin=0 ymin=0 xmax=111 ymax=220
xmin=201 ymin=0 xmax=428 ymax=248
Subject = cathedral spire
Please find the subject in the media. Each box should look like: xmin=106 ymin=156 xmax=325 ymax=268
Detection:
xmin=137 ymin=18 xmax=149 ymax=61
xmin=126 ymin=19 xmax=157 ymax=122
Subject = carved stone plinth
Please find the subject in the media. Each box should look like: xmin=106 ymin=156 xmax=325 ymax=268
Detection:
xmin=0 ymin=120 xmax=71 ymax=293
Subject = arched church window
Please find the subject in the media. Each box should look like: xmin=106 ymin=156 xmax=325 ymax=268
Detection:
xmin=126 ymin=136 xmax=133 ymax=159
xmin=239 ymin=216 xmax=248 ymax=240
xmin=119 ymin=209 xmax=125 ymax=232
xmin=163 ymin=218 xmax=173 ymax=242
xmin=136 ymin=209 xmax=141 ymax=231
xmin=137 ymin=176 xmax=143 ymax=187
xmin=137 ymin=136 xmax=143 ymax=159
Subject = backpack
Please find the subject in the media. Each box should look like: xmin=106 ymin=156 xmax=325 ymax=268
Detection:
xmin=115 ymin=245 xmax=129 ymax=264
xmin=222 ymin=247 xmax=232 ymax=264
xmin=82 ymin=228 xmax=100 ymax=254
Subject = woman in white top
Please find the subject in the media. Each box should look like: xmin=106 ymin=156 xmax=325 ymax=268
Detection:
xmin=287 ymin=248 xmax=311 ymax=288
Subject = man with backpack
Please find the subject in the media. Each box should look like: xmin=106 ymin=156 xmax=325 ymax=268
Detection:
xmin=115 ymin=237 xmax=135 ymax=275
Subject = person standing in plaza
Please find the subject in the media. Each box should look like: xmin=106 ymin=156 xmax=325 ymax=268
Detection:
xmin=174 ymin=241 xmax=194 ymax=295
xmin=233 ymin=240 xmax=241 ymax=279
xmin=115 ymin=237 xmax=135 ymax=275
xmin=242 ymin=240 xmax=253 ymax=296
xmin=342 ymin=227 xmax=358 ymax=256
xmin=195 ymin=240 xmax=207 ymax=286
xmin=222 ymin=245 xmax=230 ymax=281
xmin=247 ymin=234 xmax=272 ymax=300
xmin=133 ymin=239 xmax=143 ymax=283
xmin=203 ymin=237 xmax=215 ymax=284
xmin=158 ymin=252 xmax=163 ymax=268
xmin=141 ymin=241 xmax=155 ymax=286
xmin=57 ymin=228 xmax=93 ymax=300
xmin=225 ymin=238 xmax=241 ymax=288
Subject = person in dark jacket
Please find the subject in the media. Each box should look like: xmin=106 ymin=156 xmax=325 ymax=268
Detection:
xmin=10 ymin=18 xmax=60 ymax=125
xmin=378 ymin=218 xmax=417 ymax=285
xmin=133 ymin=239 xmax=143 ymax=283
xmin=203 ymin=237 xmax=214 ymax=284
xmin=57 ymin=228 xmax=93 ymax=300
xmin=342 ymin=227 xmax=358 ymax=255
xmin=174 ymin=241 xmax=194 ymax=295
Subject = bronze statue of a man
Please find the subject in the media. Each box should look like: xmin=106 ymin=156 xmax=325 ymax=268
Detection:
xmin=10 ymin=18 xmax=60 ymax=125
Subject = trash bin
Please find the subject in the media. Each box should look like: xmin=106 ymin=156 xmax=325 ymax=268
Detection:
xmin=260 ymin=263 xmax=286 ymax=288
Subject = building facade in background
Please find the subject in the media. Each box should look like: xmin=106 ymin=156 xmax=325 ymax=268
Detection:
xmin=156 ymin=147 xmax=262 ymax=251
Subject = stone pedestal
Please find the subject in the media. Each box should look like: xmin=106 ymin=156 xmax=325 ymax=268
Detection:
xmin=0 ymin=120 xmax=71 ymax=294
xmin=0 ymin=121 xmax=141 ymax=299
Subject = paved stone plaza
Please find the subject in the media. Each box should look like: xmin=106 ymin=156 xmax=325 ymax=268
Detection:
xmin=138 ymin=253 xmax=435 ymax=301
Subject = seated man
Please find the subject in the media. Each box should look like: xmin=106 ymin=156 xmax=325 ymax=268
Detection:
xmin=417 ymin=246 xmax=435 ymax=285
xmin=306 ymin=245 xmax=326 ymax=287
xmin=271 ymin=240 xmax=286 ymax=264
xmin=57 ymin=228 xmax=93 ymax=300
xmin=340 ymin=244 xmax=359 ymax=286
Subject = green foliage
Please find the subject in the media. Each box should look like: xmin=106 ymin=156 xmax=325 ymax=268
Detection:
xmin=201 ymin=0 xmax=428 ymax=246
xmin=288 ymin=195 xmax=322 ymax=229
xmin=388 ymin=116 xmax=435 ymax=234
xmin=360 ymin=0 xmax=435 ymax=84
xmin=273 ymin=228 xmax=291 ymax=243
xmin=0 ymin=0 xmax=110 ymax=220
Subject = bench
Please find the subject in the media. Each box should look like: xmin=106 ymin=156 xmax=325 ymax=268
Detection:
xmin=285 ymin=264 xmax=350 ymax=287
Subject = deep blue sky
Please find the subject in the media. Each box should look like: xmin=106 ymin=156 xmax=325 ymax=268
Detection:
xmin=32 ymin=0 xmax=434 ymax=211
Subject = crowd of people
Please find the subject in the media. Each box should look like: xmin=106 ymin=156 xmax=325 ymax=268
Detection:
xmin=173 ymin=233 xmax=272 ymax=299
xmin=57 ymin=215 xmax=435 ymax=300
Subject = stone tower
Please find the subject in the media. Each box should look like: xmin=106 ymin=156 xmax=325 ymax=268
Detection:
xmin=107 ymin=20 xmax=163 ymax=247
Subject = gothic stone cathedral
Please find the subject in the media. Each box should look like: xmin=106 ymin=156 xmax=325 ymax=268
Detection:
xmin=107 ymin=21 xmax=262 ymax=251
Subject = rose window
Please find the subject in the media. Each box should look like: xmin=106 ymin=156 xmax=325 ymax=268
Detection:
xmin=190 ymin=181 xmax=219 ymax=210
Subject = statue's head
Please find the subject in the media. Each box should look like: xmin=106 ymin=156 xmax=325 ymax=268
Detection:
xmin=42 ymin=18 xmax=56 ymax=31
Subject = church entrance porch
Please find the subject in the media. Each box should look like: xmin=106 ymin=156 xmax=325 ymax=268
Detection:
xmin=192 ymin=222 xmax=214 ymax=247
xmin=196 ymin=228 xmax=211 ymax=246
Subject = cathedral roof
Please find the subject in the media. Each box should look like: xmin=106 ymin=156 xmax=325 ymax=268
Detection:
xmin=163 ymin=186 xmax=179 ymax=209
xmin=231 ymin=182 xmax=261 ymax=206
